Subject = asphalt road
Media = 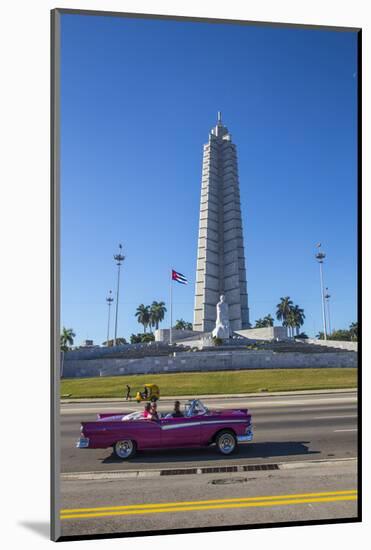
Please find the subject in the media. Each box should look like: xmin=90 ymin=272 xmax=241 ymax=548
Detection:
xmin=60 ymin=391 xmax=358 ymax=473
xmin=58 ymin=391 xmax=358 ymax=538
xmin=60 ymin=458 xmax=358 ymax=537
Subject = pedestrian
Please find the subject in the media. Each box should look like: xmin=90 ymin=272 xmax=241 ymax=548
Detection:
xmin=125 ymin=384 xmax=131 ymax=400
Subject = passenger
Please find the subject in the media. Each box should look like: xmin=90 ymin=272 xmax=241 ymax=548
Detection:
xmin=150 ymin=402 xmax=159 ymax=421
xmin=143 ymin=403 xmax=152 ymax=418
xmin=172 ymin=400 xmax=183 ymax=417
xmin=143 ymin=386 xmax=149 ymax=399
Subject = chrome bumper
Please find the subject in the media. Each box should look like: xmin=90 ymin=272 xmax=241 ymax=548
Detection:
xmin=76 ymin=437 xmax=90 ymax=448
xmin=237 ymin=427 xmax=253 ymax=443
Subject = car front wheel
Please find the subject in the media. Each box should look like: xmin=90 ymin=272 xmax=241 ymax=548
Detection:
xmin=216 ymin=431 xmax=237 ymax=455
xmin=114 ymin=439 xmax=137 ymax=459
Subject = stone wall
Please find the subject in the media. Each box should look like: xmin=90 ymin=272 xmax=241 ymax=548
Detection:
xmin=235 ymin=326 xmax=288 ymax=341
xmin=62 ymin=349 xmax=357 ymax=378
xmin=154 ymin=329 xmax=203 ymax=344
xmin=64 ymin=342 xmax=175 ymax=361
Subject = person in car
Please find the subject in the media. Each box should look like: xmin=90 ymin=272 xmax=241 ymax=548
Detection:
xmin=143 ymin=402 xmax=152 ymax=418
xmin=172 ymin=400 xmax=183 ymax=417
xmin=150 ymin=402 xmax=159 ymax=420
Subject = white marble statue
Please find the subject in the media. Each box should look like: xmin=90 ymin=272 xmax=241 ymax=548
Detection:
xmin=212 ymin=295 xmax=231 ymax=339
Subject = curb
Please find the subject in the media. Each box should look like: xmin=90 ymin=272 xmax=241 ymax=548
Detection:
xmin=61 ymin=388 xmax=357 ymax=404
xmin=61 ymin=457 xmax=357 ymax=481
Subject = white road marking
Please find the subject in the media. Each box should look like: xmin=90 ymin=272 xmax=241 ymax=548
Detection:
xmin=299 ymin=406 xmax=356 ymax=411
xmin=334 ymin=429 xmax=357 ymax=432
xmin=314 ymin=415 xmax=357 ymax=419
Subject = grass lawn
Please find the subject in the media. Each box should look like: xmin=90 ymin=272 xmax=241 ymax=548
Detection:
xmin=61 ymin=368 xmax=357 ymax=399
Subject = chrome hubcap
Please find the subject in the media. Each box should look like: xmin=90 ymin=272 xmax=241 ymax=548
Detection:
xmin=219 ymin=434 xmax=235 ymax=454
xmin=115 ymin=440 xmax=133 ymax=458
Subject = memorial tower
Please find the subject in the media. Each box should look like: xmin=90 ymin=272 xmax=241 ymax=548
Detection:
xmin=193 ymin=113 xmax=250 ymax=333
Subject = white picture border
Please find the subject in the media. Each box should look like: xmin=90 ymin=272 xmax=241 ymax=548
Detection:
xmin=1 ymin=1 xmax=368 ymax=548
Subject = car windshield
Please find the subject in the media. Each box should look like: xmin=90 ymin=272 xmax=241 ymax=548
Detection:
xmin=184 ymin=399 xmax=209 ymax=417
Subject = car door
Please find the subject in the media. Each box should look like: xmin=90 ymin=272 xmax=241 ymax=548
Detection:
xmin=123 ymin=419 xmax=162 ymax=449
xmin=160 ymin=416 xmax=201 ymax=448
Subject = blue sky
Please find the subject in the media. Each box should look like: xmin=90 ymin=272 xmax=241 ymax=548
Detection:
xmin=60 ymin=14 xmax=358 ymax=344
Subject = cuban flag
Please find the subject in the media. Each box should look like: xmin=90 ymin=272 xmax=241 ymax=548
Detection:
xmin=172 ymin=269 xmax=188 ymax=285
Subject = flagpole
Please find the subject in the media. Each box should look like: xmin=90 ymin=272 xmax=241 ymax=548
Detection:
xmin=170 ymin=270 xmax=173 ymax=345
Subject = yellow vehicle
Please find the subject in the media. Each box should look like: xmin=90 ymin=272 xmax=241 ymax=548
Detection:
xmin=135 ymin=384 xmax=160 ymax=403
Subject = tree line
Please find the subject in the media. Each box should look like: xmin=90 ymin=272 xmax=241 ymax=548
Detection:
xmin=61 ymin=296 xmax=357 ymax=350
xmin=317 ymin=322 xmax=358 ymax=342
xmin=254 ymin=296 xmax=305 ymax=337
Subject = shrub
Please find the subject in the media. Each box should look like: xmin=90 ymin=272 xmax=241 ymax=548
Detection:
xmin=212 ymin=336 xmax=223 ymax=346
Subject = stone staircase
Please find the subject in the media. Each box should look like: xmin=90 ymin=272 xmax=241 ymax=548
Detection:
xmin=257 ymin=341 xmax=353 ymax=353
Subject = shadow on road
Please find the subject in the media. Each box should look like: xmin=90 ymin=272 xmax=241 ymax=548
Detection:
xmin=102 ymin=441 xmax=319 ymax=465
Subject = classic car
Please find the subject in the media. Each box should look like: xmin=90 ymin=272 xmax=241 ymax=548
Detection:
xmin=76 ymin=399 xmax=253 ymax=459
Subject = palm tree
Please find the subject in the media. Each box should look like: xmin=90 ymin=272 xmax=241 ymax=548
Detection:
xmin=175 ymin=319 xmax=193 ymax=330
xmin=60 ymin=327 xmax=76 ymax=352
xmin=292 ymin=305 xmax=305 ymax=336
xmin=254 ymin=318 xmax=265 ymax=328
xmin=286 ymin=310 xmax=297 ymax=338
xmin=150 ymin=301 xmax=167 ymax=330
xmin=263 ymin=314 xmax=274 ymax=327
xmin=284 ymin=305 xmax=305 ymax=338
xmin=276 ymin=297 xmax=294 ymax=336
xmin=135 ymin=304 xmax=150 ymax=333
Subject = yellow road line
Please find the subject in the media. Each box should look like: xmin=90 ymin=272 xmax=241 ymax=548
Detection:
xmin=61 ymin=496 xmax=357 ymax=520
xmin=61 ymin=489 xmax=357 ymax=513
xmin=60 ymin=490 xmax=357 ymax=520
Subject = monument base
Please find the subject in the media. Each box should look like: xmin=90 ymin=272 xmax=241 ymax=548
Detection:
xmin=235 ymin=326 xmax=289 ymax=341
xmin=154 ymin=328 xmax=205 ymax=344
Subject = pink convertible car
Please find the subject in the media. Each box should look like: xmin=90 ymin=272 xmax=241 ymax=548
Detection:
xmin=76 ymin=399 xmax=253 ymax=459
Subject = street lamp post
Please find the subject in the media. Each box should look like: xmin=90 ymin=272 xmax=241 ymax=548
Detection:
xmin=315 ymin=244 xmax=327 ymax=341
xmin=324 ymin=287 xmax=332 ymax=337
xmin=106 ymin=290 xmax=114 ymax=345
xmin=113 ymin=244 xmax=125 ymax=346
